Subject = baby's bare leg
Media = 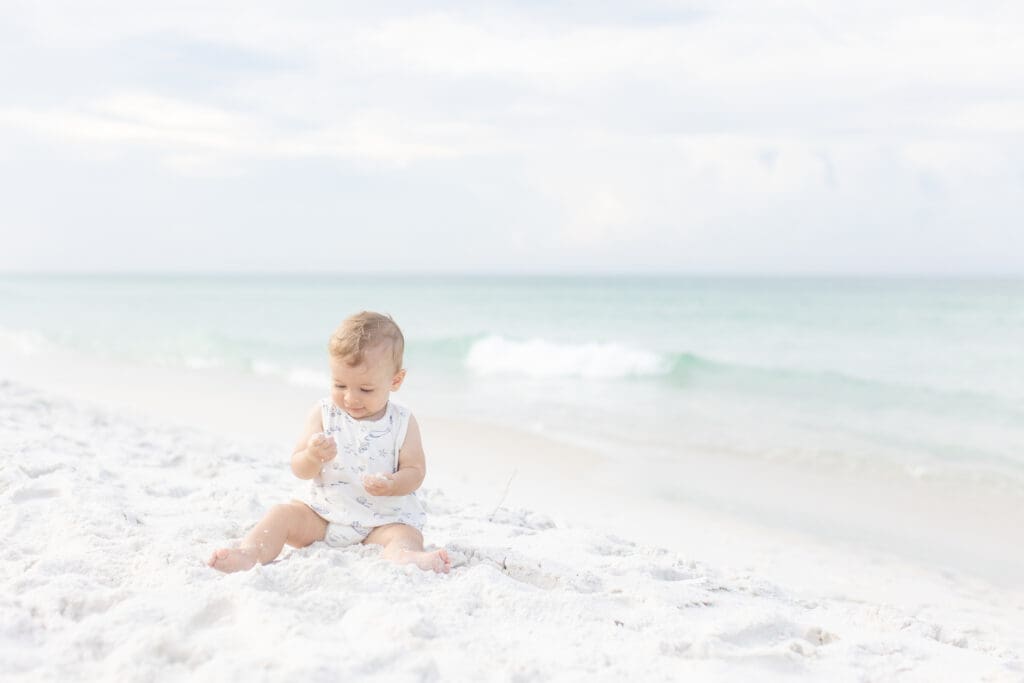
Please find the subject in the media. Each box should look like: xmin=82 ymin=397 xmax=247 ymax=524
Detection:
xmin=363 ymin=523 xmax=451 ymax=574
xmin=208 ymin=501 xmax=327 ymax=573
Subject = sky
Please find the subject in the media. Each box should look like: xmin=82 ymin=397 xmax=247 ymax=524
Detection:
xmin=1 ymin=1 xmax=1022 ymax=275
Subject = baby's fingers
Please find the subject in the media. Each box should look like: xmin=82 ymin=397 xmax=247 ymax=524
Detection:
xmin=361 ymin=473 xmax=390 ymax=493
xmin=312 ymin=433 xmax=335 ymax=451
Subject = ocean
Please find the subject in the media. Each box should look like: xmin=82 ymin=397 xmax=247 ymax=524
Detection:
xmin=2 ymin=274 xmax=1022 ymax=490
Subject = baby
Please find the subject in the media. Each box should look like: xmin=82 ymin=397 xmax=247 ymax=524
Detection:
xmin=208 ymin=311 xmax=450 ymax=573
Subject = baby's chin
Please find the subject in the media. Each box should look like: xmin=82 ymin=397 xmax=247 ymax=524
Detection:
xmin=346 ymin=406 xmax=384 ymax=420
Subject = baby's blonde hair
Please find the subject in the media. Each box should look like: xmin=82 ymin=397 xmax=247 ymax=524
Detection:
xmin=328 ymin=311 xmax=405 ymax=371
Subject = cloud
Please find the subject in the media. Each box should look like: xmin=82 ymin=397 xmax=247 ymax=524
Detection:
xmin=1 ymin=1 xmax=1023 ymax=272
xmin=0 ymin=93 xmax=510 ymax=172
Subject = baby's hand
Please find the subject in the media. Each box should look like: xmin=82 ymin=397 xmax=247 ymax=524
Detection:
xmin=362 ymin=472 xmax=395 ymax=496
xmin=307 ymin=432 xmax=337 ymax=463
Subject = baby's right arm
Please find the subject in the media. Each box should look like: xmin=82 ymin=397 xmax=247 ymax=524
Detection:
xmin=291 ymin=403 xmax=337 ymax=479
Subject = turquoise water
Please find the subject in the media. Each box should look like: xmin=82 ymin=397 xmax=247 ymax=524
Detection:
xmin=2 ymin=274 xmax=1022 ymax=483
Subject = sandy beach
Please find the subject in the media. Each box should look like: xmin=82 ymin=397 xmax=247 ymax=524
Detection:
xmin=2 ymin=348 xmax=1023 ymax=682
xmin=5 ymin=0 xmax=1024 ymax=677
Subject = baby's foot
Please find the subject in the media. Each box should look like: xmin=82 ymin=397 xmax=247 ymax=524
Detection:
xmin=207 ymin=547 xmax=258 ymax=573
xmin=408 ymin=547 xmax=451 ymax=574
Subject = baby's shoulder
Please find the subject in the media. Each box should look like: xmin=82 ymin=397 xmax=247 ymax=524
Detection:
xmin=387 ymin=399 xmax=412 ymax=418
xmin=386 ymin=401 xmax=415 ymax=438
xmin=305 ymin=400 xmax=327 ymax=426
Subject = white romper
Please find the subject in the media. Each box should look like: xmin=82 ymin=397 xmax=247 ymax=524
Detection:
xmin=300 ymin=398 xmax=427 ymax=546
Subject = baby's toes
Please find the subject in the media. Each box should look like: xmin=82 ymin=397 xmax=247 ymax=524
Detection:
xmin=207 ymin=548 xmax=228 ymax=567
xmin=436 ymin=548 xmax=451 ymax=573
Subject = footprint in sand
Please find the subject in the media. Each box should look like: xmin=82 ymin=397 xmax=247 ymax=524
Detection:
xmin=188 ymin=598 xmax=236 ymax=629
xmin=143 ymin=483 xmax=196 ymax=498
xmin=58 ymin=590 xmax=130 ymax=623
xmin=10 ymin=487 xmax=62 ymax=503
xmin=649 ymin=566 xmax=692 ymax=582
xmin=590 ymin=535 xmax=637 ymax=557
xmin=708 ymin=620 xmax=840 ymax=659
xmin=20 ymin=463 xmax=65 ymax=479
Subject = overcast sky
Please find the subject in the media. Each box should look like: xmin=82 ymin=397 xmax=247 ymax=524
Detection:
xmin=1 ymin=1 xmax=1022 ymax=274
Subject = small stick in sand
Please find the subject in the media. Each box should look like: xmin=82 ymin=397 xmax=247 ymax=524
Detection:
xmin=488 ymin=470 xmax=517 ymax=521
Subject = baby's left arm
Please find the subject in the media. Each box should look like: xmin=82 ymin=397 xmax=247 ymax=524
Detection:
xmin=363 ymin=415 xmax=426 ymax=496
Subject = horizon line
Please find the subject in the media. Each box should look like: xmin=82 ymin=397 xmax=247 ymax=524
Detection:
xmin=1 ymin=269 xmax=1023 ymax=280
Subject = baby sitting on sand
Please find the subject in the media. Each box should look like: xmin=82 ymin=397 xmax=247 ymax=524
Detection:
xmin=209 ymin=311 xmax=450 ymax=574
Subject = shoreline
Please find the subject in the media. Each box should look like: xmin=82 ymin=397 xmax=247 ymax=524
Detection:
xmin=3 ymin=344 xmax=1024 ymax=592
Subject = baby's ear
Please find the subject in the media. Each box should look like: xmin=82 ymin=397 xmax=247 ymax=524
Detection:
xmin=391 ymin=369 xmax=407 ymax=391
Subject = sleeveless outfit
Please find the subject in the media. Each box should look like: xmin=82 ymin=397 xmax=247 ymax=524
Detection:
xmin=299 ymin=398 xmax=427 ymax=546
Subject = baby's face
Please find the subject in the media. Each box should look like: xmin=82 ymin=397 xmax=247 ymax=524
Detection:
xmin=329 ymin=347 xmax=405 ymax=420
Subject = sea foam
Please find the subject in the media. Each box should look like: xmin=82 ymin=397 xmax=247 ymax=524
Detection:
xmin=0 ymin=328 xmax=49 ymax=356
xmin=465 ymin=336 xmax=669 ymax=379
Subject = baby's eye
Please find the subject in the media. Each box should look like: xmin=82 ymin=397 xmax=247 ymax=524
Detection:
xmin=360 ymin=388 xmax=373 ymax=394
xmin=334 ymin=384 xmax=346 ymax=389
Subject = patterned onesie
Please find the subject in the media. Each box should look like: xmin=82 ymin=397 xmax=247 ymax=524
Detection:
xmin=299 ymin=398 xmax=427 ymax=546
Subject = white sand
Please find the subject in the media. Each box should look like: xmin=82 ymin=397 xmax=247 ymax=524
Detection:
xmin=2 ymin=361 xmax=1023 ymax=680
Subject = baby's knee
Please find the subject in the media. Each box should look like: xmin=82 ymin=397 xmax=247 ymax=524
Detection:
xmin=267 ymin=502 xmax=301 ymax=523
